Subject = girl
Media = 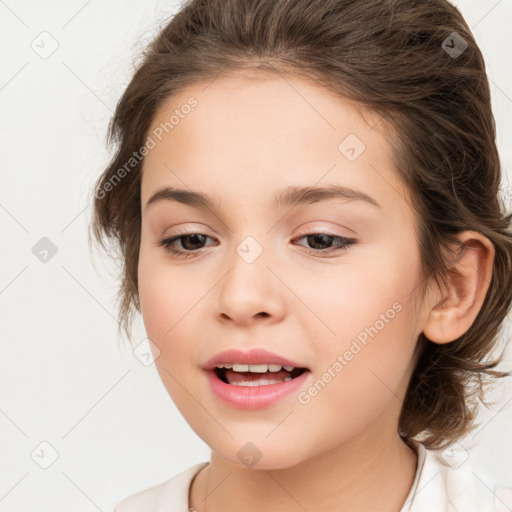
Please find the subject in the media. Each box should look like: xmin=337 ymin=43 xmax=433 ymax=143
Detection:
xmin=90 ymin=0 xmax=512 ymax=510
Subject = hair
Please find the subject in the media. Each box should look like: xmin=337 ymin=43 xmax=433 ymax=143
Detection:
xmin=89 ymin=0 xmax=512 ymax=448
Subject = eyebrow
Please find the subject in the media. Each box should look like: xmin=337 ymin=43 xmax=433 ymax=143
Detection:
xmin=144 ymin=184 xmax=381 ymax=212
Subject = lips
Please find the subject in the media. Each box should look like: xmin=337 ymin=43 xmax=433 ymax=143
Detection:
xmin=202 ymin=347 xmax=310 ymax=397
xmin=202 ymin=348 xmax=308 ymax=371
xmin=203 ymin=349 xmax=311 ymax=409
xmin=216 ymin=365 xmax=307 ymax=386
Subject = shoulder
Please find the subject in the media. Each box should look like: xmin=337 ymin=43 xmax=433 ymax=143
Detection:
xmin=114 ymin=462 xmax=209 ymax=512
xmin=405 ymin=442 xmax=512 ymax=512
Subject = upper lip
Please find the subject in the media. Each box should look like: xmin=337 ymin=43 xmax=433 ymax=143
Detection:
xmin=202 ymin=348 xmax=308 ymax=371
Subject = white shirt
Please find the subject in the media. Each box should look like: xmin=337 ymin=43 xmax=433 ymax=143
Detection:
xmin=114 ymin=443 xmax=512 ymax=511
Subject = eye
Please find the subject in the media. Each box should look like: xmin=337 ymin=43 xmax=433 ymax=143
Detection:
xmin=156 ymin=231 xmax=357 ymax=259
xmin=157 ymin=232 xmax=217 ymax=258
xmin=292 ymin=232 xmax=356 ymax=257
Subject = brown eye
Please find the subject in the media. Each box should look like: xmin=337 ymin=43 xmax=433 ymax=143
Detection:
xmin=304 ymin=233 xmax=334 ymax=250
xmin=157 ymin=232 xmax=217 ymax=257
xmin=293 ymin=233 xmax=356 ymax=257
xmin=177 ymin=233 xmax=208 ymax=250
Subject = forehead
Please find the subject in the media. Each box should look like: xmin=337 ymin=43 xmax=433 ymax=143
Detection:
xmin=140 ymin=70 xmax=410 ymax=216
xmin=145 ymin=70 xmax=381 ymax=155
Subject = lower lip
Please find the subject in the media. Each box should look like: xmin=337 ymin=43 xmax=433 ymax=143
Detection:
xmin=205 ymin=370 xmax=310 ymax=410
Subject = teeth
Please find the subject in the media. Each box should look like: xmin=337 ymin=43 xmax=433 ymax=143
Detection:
xmin=244 ymin=364 xmax=267 ymax=373
xmin=215 ymin=363 xmax=296 ymax=372
xmin=233 ymin=375 xmax=293 ymax=386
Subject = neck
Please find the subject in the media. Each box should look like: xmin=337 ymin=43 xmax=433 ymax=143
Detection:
xmin=189 ymin=426 xmax=418 ymax=512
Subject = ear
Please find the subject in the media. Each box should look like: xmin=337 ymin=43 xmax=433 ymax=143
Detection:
xmin=422 ymin=231 xmax=495 ymax=344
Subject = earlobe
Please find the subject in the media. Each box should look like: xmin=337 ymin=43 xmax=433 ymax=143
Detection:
xmin=422 ymin=231 xmax=495 ymax=344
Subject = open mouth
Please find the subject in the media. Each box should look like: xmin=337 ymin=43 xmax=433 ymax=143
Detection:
xmin=213 ymin=364 xmax=309 ymax=387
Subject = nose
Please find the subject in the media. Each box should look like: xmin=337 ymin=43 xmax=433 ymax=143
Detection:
xmin=215 ymin=245 xmax=286 ymax=327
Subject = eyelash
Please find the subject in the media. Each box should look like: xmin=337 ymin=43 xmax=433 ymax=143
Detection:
xmin=156 ymin=230 xmax=357 ymax=259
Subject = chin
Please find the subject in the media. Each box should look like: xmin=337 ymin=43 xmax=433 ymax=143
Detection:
xmin=210 ymin=439 xmax=309 ymax=471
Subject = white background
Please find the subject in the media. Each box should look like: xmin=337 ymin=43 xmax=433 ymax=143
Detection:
xmin=1 ymin=0 xmax=511 ymax=510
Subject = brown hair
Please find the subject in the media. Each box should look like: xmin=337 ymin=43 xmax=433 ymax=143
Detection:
xmin=89 ymin=0 xmax=512 ymax=448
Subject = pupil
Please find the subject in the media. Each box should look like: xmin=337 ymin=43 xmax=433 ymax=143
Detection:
xmin=308 ymin=234 xmax=332 ymax=249
xmin=182 ymin=234 xmax=205 ymax=250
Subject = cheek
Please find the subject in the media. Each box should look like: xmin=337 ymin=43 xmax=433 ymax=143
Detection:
xmin=138 ymin=256 xmax=206 ymax=414
xmin=291 ymin=236 xmax=422 ymax=342
xmin=301 ymin=240 xmax=422 ymax=404
xmin=137 ymin=246 xmax=203 ymax=377
xmin=138 ymin=241 xmax=198 ymax=336
xmin=294 ymin=299 xmax=420 ymax=455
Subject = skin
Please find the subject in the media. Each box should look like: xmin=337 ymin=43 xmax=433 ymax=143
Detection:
xmin=137 ymin=69 xmax=494 ymax=512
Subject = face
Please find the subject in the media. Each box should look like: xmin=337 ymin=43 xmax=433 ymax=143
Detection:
xmin=138 ymin=70 xmax=432 ymax=470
